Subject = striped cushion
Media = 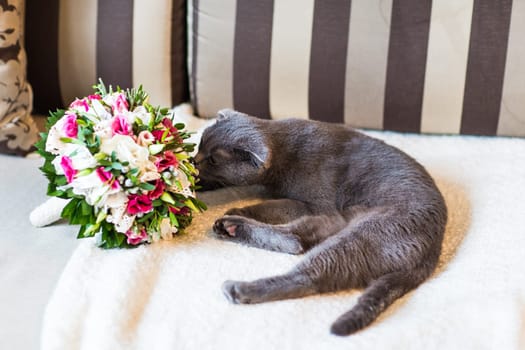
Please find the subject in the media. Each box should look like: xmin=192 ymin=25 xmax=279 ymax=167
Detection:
xmin=189 ymin=0 xmax=525 ymax=137
xmin=25 ymin=0 xmax=188 ymax=114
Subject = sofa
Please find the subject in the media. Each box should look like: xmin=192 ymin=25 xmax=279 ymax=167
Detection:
xmin=1 ymin=1 xmax=525 ymax=349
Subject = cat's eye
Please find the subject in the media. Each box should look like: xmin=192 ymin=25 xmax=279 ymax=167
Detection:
xmin=208 ymin=155 xmax=217 ymax=165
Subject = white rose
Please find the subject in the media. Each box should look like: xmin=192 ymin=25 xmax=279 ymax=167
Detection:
xmin=64 ymin=143 xmax=97 ymax=169
xmin=131 ymin=106 xmax=152 ymax=125
xmin=51 ymin=144 xmax=97 ymax=177
xmin=93 ymin=119 xmax=113 ymax=142
xmin=91 ymin=99 xmax=113 ymax=120
xmin=100 ymin=134 xmax=157 ymax=174
xmin=104 ymin=191 xmax=128 ymax=210
xmin=56 ymin=171 xmax=103 ymax=206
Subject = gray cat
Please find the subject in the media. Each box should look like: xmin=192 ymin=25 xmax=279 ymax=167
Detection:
xmin=194 ymin=109 xmax=447 ymax=336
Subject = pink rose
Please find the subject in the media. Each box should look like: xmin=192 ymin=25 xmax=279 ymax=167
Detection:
xmin=70 ymin=98 xmax=89 ymax=112
xmin=60 ymin=156 xmax=77 ymax=183
xmin=126 ymin=194 xmax=153 ymax=215
xmin=111 ymin=115 xmax=132 ymax=136
xmin=155 ymin=151 xmax=178 ymax=172
xmin=63 ymin=113 xmax=78 ymax=138
xmin=148 ymin=179 xmax=165 ymax=200
xmin=125 ymin=228 xmax=148 ymax=245
xmin=96 ymin=167 xmax=120 ymax=189
xmin=112 ymin=93 xmax=129 ymax=113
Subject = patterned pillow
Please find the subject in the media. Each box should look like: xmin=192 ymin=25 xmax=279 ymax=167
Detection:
xmin=25 ymin=0 xmax=188 ymax=115
xmin=0 ymin=0 xmax=38 ymax=156
xmin=189 ymin=0 xmax=525 ymax=137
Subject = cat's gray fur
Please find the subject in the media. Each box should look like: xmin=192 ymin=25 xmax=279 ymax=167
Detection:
xmin=194 ymin=109 xmax=447 ymax=336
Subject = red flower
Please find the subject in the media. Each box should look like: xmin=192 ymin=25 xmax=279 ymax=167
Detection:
xmin=155 ymin=151 xmax=178 ymax=172
xmin=148 ymin=179 xmax=165 ymax=200
xmin=162 ymin=118 xmax=177 ymax=133
xmin=169 ymin=206 xmax=190 ymax=216
xmin=126 ymin=194 xmax=153 ymax=215
xmin=88 ymin=94 xmax=102 ymax=101
xmin=151 ymin=118 xmax=181 ymax=144
xmin=152 ymin=129 xmax=167 ymax=142
xmin=163 ymin=118 xmax=183 ymax=142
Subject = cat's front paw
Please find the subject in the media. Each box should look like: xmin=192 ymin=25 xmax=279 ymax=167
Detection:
xmin=213 ymin=215 xmax=255 ymax=241
xmin=213 ymin=216 xmax=238 ymax=237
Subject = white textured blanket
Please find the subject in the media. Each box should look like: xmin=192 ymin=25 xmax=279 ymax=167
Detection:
xmin=41 ymin=107 xmax=525 ymax=350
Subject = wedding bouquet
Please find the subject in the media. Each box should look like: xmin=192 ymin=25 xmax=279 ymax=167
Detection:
xmin=36 ymin=81 xmax=206 ymax=248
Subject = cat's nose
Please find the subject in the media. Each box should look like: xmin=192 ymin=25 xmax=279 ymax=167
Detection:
xmin=194 ymin=153 xmax=205 ymax=166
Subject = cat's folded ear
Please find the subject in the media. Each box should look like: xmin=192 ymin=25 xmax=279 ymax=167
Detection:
xmin=217 ymin=109 xmax=249 ymax=121
xmin=235 ymin=134 xmax=271 ymax=169
xmin=237 ymin=144 xmax=270 ymax=169
xmin=217 ymin=109 xmax=234 ymax=121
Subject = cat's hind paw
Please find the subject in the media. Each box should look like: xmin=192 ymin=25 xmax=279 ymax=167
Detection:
xmin=222 ymin=280 xmax=252 ymax=304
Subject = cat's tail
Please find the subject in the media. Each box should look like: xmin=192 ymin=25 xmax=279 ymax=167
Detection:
xmin=330 ymin=270 xmax=420 ymax=336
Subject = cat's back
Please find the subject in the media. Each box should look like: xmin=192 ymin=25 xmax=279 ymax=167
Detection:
xmin=266 ymin=118 xmax=444 ymax=213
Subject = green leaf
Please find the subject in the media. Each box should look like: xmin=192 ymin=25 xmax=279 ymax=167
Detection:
xmin=111 ymin=162 xmax=123 ymax=170
xmin=184 ymin=199 xmax=199 ymax=213
xmin=59 ymin=137 xmax=85 ymax=146
xmin=139 ymin=182 xmax=156 ymax=191
xmin=160 ymin=192 xmax=175 ymax=205
xmin=77 ymin=168 xmax=94 ymax=177
xmin=78 ymin=223 xmax=99 ymax=238
xmin=94 ymin=152 xmax=108 ymax=161
xmin=192 ymin=198 xmax=208 ymax=211
xmin=61 ymin=198 xmax=80 ymax=219
xmin=96 ymin=210 xmax=107 ymax=224
xmin=169 ymin=211 xmax=179 ymax=227
xmin=136 ymin=211 xmax=154 ymax=223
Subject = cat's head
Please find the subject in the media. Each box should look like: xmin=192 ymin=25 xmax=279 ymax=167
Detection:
xmin=194 ymin=109 xmax=272 ymax=190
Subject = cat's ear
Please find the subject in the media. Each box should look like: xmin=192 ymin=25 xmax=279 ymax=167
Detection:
xmin=217 ymin=109 xmax=236 ymax=121
xmin=237 ymin=138 xmax=271 ymax=169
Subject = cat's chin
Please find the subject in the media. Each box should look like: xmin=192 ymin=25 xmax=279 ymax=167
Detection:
xmin=196 ymin=179 xmax=226 ymax=192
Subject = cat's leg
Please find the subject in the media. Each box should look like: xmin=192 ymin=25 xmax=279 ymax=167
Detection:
xmin=225 ymin=199 xmax=313 ymax=224
xmin=220 ymin=207 xmax=385 ymax=301
xmin=222 ymin=270 xmax=318 ymax=304
xmin=213 ymin=213 xmax=347 ymax=254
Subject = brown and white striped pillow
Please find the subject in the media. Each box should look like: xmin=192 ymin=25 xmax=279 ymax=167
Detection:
xmin=25 ymin=0 xmax=188 ymax=114
xmin=189 ymin=0 xmax=525 ymax=137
